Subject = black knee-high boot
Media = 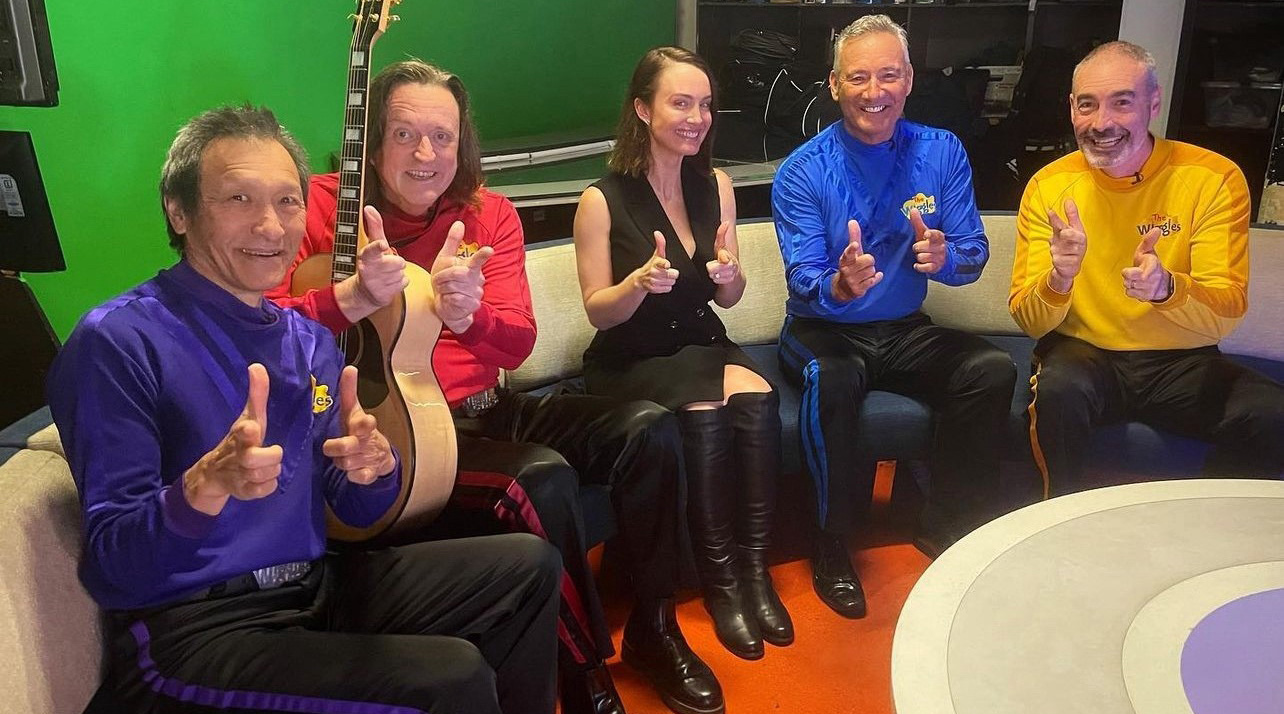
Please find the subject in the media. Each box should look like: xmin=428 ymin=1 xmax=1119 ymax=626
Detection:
xmin=678 ymin=407 xmax=763 ymax=660
xmin=727 ymin=391 xmax=794 ymax=646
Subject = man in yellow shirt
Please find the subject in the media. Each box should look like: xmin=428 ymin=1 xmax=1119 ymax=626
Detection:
xmin=1010 ymin=40 xmax=1284 ymax=496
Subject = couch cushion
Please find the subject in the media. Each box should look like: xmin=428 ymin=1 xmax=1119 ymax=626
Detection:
xmin=923 ymin=213 xmax=1024 ymax=337
xmin=1222 ymin=226 xmax=1284 ymax=362
xmin=509 ymin=220 xmax=793 ymax=391
xmin=27 ymin=423 xmax=65 ymax=459
xmin=509 ymin=238 xmax=595 ymax=392
xmin=0 ymin=449 xmax=100 ymax=714
xmin=0 ymin=406 xmax=52 ymax=448
xmin=711 ymin=220 xmax=787 ymax=348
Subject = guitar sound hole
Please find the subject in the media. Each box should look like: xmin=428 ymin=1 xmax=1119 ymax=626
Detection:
xmin=343 ymin=319 xmax=391 ymax=408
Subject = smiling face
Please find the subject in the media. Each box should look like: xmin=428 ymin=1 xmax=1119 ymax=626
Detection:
xmin=830 ymin=31 xmax=913 ymax=145
xmin=372 ymin=82 xmax=461 ymax=216
xmin=164 ymin=137 xmax=306 ymax=306
xmin=1070 ymin=50 xmax=1160 ymax=177
xmin=636 ymin=61 xmax=713 ymax=164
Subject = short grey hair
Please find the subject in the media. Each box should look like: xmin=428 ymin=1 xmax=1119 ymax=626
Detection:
xmin=1073 ymin=41 xmax=1160 ymax=96
xmin=832 ymin=14 xmax=910 ymax=73
xmin=159 ymin=105 xmax=310 ymax=254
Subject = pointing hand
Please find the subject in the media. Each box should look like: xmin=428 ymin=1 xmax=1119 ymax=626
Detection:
xmin=832 ymin=219 xmax=883 ymax=302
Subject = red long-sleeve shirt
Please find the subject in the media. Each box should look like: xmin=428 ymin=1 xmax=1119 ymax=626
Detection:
xmin=267 ymin=173 xmax=537 ymax=406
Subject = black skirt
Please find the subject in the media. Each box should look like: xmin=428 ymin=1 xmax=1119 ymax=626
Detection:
xmin=582 ymin=338 xmax=769 ymax=410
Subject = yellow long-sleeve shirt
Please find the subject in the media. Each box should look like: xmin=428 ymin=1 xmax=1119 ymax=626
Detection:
xmin=1010 ymin=138 xmax=1250 ymax=350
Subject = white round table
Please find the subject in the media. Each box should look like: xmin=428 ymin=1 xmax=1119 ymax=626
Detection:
xmin=891 ymin=479 xmax=1284 ymax=714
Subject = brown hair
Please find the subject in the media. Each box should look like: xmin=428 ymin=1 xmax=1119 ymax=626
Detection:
xmin=366 ymin=59 xmax=483 ymax=210
xmin=608 ymin=46 xmax=717 ymax=177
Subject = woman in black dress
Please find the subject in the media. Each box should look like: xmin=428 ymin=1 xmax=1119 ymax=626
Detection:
xmin=573 ymin=47 xmax=792 ymax=663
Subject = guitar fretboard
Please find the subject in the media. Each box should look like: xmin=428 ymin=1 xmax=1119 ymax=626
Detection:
xmin=331 ymin=15 xmax=380 ymax=285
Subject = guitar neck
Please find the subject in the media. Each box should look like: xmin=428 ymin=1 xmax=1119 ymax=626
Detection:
xmin=331 ymin=2 xmax=393 ymax=286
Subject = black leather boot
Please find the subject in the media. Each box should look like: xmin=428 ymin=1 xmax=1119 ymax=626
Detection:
xmin=727 ymin=392 xmax=794 ymax=647
xmin=560 ymin=660 xmax=627 ymax=714
xmin=622 ymin=597 xmax=724 ymax=714
xmin=812 ymin=530 xmax=866 ymax=619
xmin=678 ymin=407 xmax=763 ymax=660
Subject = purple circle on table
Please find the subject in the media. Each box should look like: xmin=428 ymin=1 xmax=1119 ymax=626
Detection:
xmin=1181 ymin=587 xmax=1284 ymax=714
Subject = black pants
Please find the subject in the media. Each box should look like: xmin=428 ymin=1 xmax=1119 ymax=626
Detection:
xmin=97 ymin=534 xmax=560 ymax=714
xmin=778 ymin=312 xmax=1016 ymax=536
xmin=441 ymin=391 xmax=694 ymax=662
xmin=1029 ymin=333 xmax=1284 ymax=496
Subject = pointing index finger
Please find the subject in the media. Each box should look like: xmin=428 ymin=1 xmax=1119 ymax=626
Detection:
xmin=1136 ymin=227 xmax=1161 ymax=256
xmin=847 ymin=219 xmax=863 ymax=256
xmin=466 ymin=245 xmax=494 ymax=272
xmin=1063 ymin=198 xmax=1085 ymax=231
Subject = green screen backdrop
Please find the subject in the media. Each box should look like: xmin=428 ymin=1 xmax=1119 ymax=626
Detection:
xmin=0 ymin=0 xmax=674 ymax=339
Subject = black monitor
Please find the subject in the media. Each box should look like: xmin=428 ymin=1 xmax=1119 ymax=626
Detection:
xmin=0 ymin=0 xmax=57 ymax=107
xmin=0 ymin=129 xmax=63 ymax=272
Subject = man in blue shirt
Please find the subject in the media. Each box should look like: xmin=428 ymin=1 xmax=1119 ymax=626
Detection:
xmin=50 ymin=106 xmax=559 ymax=714
xmin=773 ymin=15 xmax=1016 ymax=617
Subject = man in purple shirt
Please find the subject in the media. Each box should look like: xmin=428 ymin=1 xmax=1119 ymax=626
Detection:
xmin=48 ymin=106 xmax=559 ymax=714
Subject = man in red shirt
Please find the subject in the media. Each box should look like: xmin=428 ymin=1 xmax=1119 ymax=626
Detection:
xmin=270 ymin=60 xmax=723 ymax=714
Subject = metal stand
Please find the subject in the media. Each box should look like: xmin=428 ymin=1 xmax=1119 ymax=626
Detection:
xmin=1258 ymin=85 xmax=1284 ymax=224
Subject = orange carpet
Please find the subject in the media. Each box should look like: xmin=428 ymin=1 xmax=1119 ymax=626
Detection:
xmin=587 ymin=463 xmax=933 ymax=714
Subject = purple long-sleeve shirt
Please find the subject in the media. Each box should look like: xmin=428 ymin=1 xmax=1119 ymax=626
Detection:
xmin=47 ymin=261 xmax=400 ymax=611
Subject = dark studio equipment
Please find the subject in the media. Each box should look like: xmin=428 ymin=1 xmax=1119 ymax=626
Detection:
xmin=1 ymin=130 xmax=64 ymax=427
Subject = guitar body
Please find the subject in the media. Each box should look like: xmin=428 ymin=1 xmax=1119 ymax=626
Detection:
xmin=292 ymin=254 xmax=457 ymax=541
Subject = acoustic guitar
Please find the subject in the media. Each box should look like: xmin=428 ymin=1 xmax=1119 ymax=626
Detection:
xmin=291 ymin=0 xmax=457 ymax=541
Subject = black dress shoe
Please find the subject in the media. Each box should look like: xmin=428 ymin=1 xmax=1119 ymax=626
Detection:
xmin=811 ymin=532 xmax=866 ymax=619
xmin=912 ymin=527 xmax=960 ymax=560
xmin=622 ymin=598 xmax=724 ymax=714
xmin=560 ymin=662 xmax=627 ymax=714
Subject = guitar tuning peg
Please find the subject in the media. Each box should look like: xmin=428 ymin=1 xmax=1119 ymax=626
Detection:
xmin=348 ymin=13 xmax=359 ymax=20
xmin=389 ymin=15 xmax=400 ymax=22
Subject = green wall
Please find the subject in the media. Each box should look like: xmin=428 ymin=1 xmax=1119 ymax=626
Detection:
xmin=0 ymin=0 xmax=674 ymax=339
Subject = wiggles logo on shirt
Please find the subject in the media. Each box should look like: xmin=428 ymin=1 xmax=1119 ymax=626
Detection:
xmin=1136 ymin=212 xmax=1182 ymax=237
xmin=457 ymin=241 xmax=482 ymax=260
xmin=310 ymin=375 xmax=334 ymax=414
xmin=900 ymin=193 xmax=937 ymax=218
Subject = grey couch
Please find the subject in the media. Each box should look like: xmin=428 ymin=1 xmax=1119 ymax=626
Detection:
xmin=3 ymin=214 xmax=1282 ymax=713
xmin=512 ymin=214 xmax=1284 ymax=541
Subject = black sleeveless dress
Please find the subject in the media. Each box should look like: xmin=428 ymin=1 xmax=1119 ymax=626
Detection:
xmin=581 ymin=167 xmax=766 ymax=409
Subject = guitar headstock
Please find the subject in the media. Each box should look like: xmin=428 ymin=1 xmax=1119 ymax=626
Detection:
xmin=352 ymin=0 xmax=399 ymax=50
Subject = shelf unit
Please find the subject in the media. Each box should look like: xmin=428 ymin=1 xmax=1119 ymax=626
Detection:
xmin=696 ymin=0 xmax=1124 ymax=211
xmin=1170 ymin=0 xmax=1284 ymax=220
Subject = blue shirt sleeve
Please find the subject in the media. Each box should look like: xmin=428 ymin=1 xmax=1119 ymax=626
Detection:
xmin=320 ymin=430 xmax=401 ymax=528
xmin=932 ymin=134 xmax=989 ymax=287
xmin=772 ymin=159 xmax=849 ymax=317
xmin=309 ymin=334 xmax=401 ymax=528
xmin=48 ymin=323 xmax=218 ymax=598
